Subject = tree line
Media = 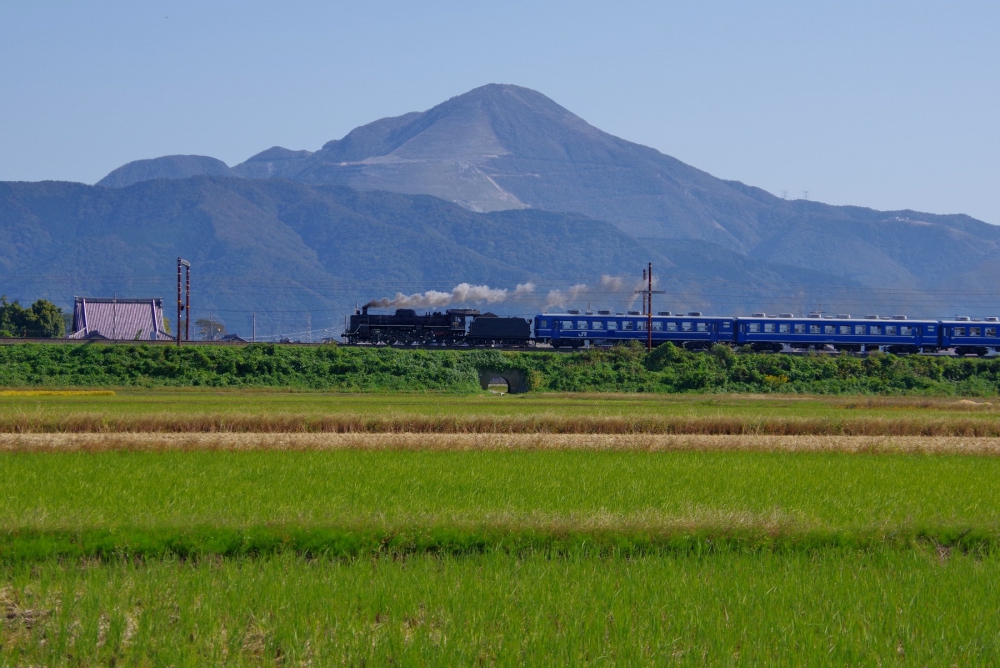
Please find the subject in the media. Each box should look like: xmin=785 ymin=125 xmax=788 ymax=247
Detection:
xmin=0 ymin=298 xmax=65 ymax=338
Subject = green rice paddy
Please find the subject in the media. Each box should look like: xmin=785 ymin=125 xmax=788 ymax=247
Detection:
xmin=1 ymin=389 xmax=998 ymax=662
xmin=3 ymin=551 xmax=999 ymax=665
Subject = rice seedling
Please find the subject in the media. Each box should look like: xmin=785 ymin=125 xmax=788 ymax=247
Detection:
xmin=1 ymin=549 xmax=998 ymax=665
xmin=0 ymin=448 xmax=997 ymax=559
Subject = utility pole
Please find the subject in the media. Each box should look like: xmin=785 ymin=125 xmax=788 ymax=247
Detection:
xmin=177 ymin=258 xmax=190 ymax=346
xmin=635 ymin=262 xmax=665 ymax=352
xmin=185 ymin=261 xmax=191 ymax=342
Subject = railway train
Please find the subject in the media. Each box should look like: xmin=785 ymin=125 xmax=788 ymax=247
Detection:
xmin=345 ymin=305 xmax=1000 ymax=355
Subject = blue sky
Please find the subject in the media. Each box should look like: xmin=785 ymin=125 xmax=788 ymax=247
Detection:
xmin=2 ymin=1 xmax=997 ymax=223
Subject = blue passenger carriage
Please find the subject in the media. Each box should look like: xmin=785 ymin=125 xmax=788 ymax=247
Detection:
xmin=735 ymin=313 xmax=939 ymax=353
xmin=939 ymin=317 xmax=1000 ymax=356
xmin=534 ymin=310 xmax=735 ymax=348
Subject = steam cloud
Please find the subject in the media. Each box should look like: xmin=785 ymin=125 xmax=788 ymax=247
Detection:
xmin=600 ymin=275 xmax=624 ymax=291
xmin=627 ymin=275 xmax=658 ymax=310
xmin=545 ymin=283 xmax=589 ymax=308
xmin=365 ymin=281 xmax=535 ymax=310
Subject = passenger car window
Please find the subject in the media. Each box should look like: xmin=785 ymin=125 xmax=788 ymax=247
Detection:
xmin=764 ymin=323 xmax=775 ymax=333
xmin=606 ymin=321 xmax=617 ymax=331
xmin=562 ymin=321 xmax=573 ymax=329
xmin=637 ymin=321 xmax=647 ymax=330
xmin=953 ymin=327 xmax=965 ymax=336
xmin=987 ymin=328 xmax=997 ymax=337
xmin=794 ymin=324 xmax=805 ymax=333
xmin=538 ymin=319 xmax=548 ymax=329
xmin=748 ymin=323 xmax=760 ymax=333
xmin=592 ymin=321 xmax=604 ymax=330
xmin=869 ymin=325 xmax=881 ymax=335
xmin=577 ymin=321 xmax=588 ymax=330
xmin=885 ymin=326 xmax=897 ymax=335
xmin=855 ymin=325 xmax=865 ymax=335
xmin=839 ymin=325 xmax=851 ymax=334
xmin=970 ymin=327 xmax=981 ymax=336
xmin=681 ymin=322 xmax=693 ymax=332
xmin=697 ymin=322 xmax=708 ymax=332
xmin=809 ymin=325 xmax=820 ymax=334
xmin=652 ymin=321 xmax=663 ymax=331
xmin=666 ymin=322 xmax=678 ymax=332
xmin=623 ymin=321 xmax=633 ymax=330
xmin=824 ymin=325 xmax=835 ymax=334
xmin=900 ymin=326 xmax=913 ymax=336
xmin=779 ymin=323 xmax=790 ymax=333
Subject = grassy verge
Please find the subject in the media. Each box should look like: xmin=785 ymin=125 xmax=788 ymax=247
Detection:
xmin=2 ymin=341 xmax=1000 ymax=394
xmin=3 ymin=550 xmax=999 ymax=665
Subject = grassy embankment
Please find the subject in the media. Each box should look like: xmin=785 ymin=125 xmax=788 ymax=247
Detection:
xmin=3 ymin=341 xmax=1000 ymax=394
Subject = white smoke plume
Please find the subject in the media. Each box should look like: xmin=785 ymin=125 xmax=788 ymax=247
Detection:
xmin=545 ymin=283 xmax=589 ymax=309
xmin=450 ymin=283 xmax=508 ymax=304
xmin=627 ymin=274 xmax=660 ymax=310
xmin=600 ymin=275 xmax=624 ymax=291
xmin=365 ymin=282 xmax=523 ymax=310
xmin=545 ymin=290 xmax=566 ymax=309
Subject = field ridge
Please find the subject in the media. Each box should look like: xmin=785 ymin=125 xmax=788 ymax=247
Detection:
xmin=2 ymin=524 xmax=997 ymax=562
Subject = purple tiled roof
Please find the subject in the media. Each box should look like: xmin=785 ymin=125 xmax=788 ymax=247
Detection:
xmin=69 ymin=298 xmax=173 ymax=341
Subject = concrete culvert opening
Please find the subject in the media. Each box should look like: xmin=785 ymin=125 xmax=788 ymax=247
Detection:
xmin=478 ymin=369 xmax=529 ymax=394
xmin=487 ymin=377 xmax=509 ymax=394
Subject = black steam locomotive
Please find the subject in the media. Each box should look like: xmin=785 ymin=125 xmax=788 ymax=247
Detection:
xmin=345 ymin=306 xmax=531 ymax=346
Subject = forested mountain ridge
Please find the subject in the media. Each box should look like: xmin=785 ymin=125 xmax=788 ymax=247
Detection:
xmin=2 ymin=176 xmax=896 ymax=337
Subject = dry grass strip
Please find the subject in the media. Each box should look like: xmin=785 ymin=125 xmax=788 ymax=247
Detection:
xmin=4 ymin=413 xmax=1000 ymax=436
xmin=2 ymin=433 xmax=1000 ymax=456
xmin=0 ymin=390 xmax=115 ymax=397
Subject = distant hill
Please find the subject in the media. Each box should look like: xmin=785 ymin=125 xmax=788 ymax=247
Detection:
xmin=96 ymin=84 xmax=1000 ymax=298
xmin=3 ymin=176 xmax=913 ymax=338
xmin=98 ymin=155 xmax=235 ymax=188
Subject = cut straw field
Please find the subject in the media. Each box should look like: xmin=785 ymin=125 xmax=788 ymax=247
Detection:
xmin=4 ymin=431 xmax=1000 ymax=456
